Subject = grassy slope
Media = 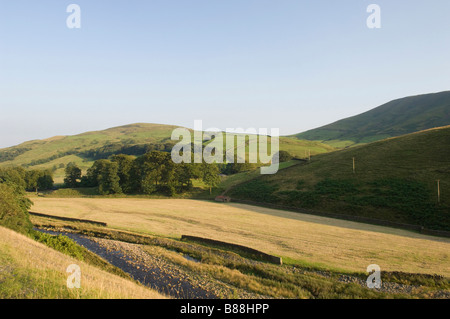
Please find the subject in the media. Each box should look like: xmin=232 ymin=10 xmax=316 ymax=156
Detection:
xmin=0 ymin=123 xmax=179 ymax=181
xmin=0 ymin=123 xmax=334 ymax=183
xmin=0 ymin=226 xmax=165 ymax=299
xmin=30 ymin=197 xmax=450 ymax=277
xmin=293 ymin=90 xmax=450 ymax=146
xmin=229 ymin=126 xmax=450 ymax=230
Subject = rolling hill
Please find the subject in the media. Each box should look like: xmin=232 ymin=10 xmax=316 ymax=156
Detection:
xmin=0 ymin=123 xmax=335 ymax=182
xmin=293 ymin=91 xmax=450 ymax=147
xmin=228 ymin=125 xmax=450 ymax=231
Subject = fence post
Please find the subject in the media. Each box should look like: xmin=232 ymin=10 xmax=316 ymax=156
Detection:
xmin=437 ymin=180 xmax=441 ymax=203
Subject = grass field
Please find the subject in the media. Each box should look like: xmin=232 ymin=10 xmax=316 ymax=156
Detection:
xmin=30 ymin=197 xmax=450 ymax=277
xmin=229 ymin=126 xmax=450 ymax=231
xmin=0 ymin=225 xmax=166 ymax=299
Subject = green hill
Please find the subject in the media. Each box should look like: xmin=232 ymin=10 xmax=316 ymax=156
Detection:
xmin=0 ymin=123 xmax=180 ymax=181
xmin=228 ymin=126 xmax=450 ymax=231
xmin=293 ymin=91 xmax=450 ymax=147
xmin=0 ymin=123 xmax=334 ymax=183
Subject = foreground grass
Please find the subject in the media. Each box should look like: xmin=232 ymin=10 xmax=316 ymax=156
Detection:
xmin=0 ymin=226 xmax=166 ymax=299
xmin=30 ymin=197 xmax=450 ymax=277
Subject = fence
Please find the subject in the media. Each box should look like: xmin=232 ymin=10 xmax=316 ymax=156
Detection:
xmin=29 ymin=211 xmax=107 ymax=227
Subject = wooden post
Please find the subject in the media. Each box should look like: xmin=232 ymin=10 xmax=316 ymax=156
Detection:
xmin=353 ymin=157 xmax=355 ymax=174
xmin=437 ymin=180 xmax=440 ymax=203
xmin=308 ymin=150 xmax=311 ymax=161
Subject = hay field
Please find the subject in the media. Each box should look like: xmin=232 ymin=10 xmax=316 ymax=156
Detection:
xmin=31 ymin=197 xmax=450 ymax=277
xmin=0 ymin=225 xmax=166 ymax=299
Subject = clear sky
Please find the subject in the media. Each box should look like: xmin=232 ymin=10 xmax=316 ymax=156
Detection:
xmin=1 ymin=0 xmax=450 ymax=148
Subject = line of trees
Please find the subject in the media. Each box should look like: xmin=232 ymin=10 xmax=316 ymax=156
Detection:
xmin=65 ymin=151 xmax=221 ymax=196
xmin=0 ymin=167 xmax=54 ymax=193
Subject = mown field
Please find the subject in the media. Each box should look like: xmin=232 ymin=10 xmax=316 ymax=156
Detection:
xmin=30 ymin=197 xmax=450 ymax=277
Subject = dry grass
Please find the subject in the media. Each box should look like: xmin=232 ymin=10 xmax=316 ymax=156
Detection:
xmin=0 ymin=225 xmax=166 ymax=299
xmin=30 ymin=197 xmax=450 ymax=277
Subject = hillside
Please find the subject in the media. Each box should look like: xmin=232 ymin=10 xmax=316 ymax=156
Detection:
xmin=0 ymin=123 xmax=179 ymax=176
xmin=0 ymin=123 xmax=334 ymax=182
xmin=293 ymin=91 xmax=450 ymax=147
xmin=229 ymin=126 xmax=450 ymax=231
xmin=0 ymin=226 xmax=165 ymax=299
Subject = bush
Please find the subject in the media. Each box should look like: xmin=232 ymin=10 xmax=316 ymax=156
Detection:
xmin=29 ymin=231 xmax=85 ymax=261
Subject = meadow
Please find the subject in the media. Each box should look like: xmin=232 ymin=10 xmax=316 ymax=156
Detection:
xmin=30 ymin=197 xmax=450 ymax=277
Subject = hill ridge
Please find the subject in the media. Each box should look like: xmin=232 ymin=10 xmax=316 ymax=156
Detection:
xmin=293 ymin=90 xmax=450 ymax=146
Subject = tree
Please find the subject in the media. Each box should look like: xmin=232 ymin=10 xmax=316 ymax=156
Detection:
xmin=222 ymin=154 xmax=257 ymax=175
xmin=37 ymin=170 xmax=54 ymax=190
xmin=134 ymin=151 xmax=173 ymax=194
xmin=25 ymin=170 xmax=54 ymax=193
xmin=277 ymin=150 xmax=293 ymax=163
xmin=202 ymin=163 xmax=220 ymax=194
xmin=0 ymin=167 xmax=27 ymax=189
xmin=87 ymin=159 xmax=122 ymax=195
xmin=174 ymin=163 xmax=194 ymax=191
xmin=64 ymin=163 xmax=82 ymax=188
xmin=0 ymin=182 xmax=33 ymax=234
xmin=110 ymin=154 xmax=135 ymax=193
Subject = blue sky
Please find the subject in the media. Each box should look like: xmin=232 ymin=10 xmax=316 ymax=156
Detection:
xmin=1 ymin=0 xmax=450 ymax=148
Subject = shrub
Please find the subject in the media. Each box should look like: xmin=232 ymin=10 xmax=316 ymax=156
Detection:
xmin=29 ymin=231 xmax=85 ymax=261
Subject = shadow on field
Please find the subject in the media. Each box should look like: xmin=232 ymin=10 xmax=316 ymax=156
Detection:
xmin=227 ymin=202 xmax=450 ymax=243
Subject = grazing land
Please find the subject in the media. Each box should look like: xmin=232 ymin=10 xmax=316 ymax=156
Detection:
xmin=293 ymin=90 xmax=450 ymax=146
xmin=230 ymin=126 xmax=450 ymax=231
